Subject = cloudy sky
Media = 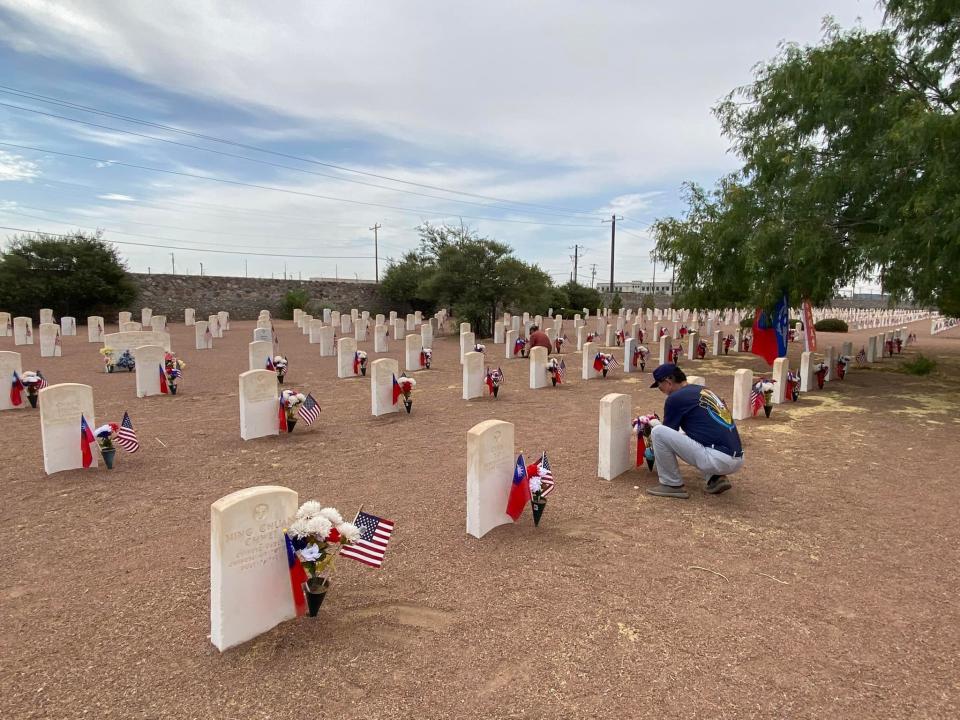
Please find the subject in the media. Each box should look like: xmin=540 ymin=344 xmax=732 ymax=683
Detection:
xmin=0 ymin=0 xmax=883 ymax=284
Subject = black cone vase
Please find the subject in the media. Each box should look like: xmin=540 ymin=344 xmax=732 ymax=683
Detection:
xmin=551 ymin=377 xmax=557 ymax=386
xmin=27 ymin=395 xmax=38 ymax=408
xmin=493 ymin=385 xmax=499 ymax=398
xmin=170 ymin=384 xmax=178 ymax=395
xmin=646 ymin=457 xmax=655 ymax=471
xmin=287 ymin=419 xmax=297 ymax=433
xmin=404 ymin=398 xmax=412 ymax=414
xmin=602 ymin=369 xmax=608 ymax=377
xmin=361 ymin=367 xmax=367 ymax=376
xmin=305 ymin=580 xmax=329 ymax=617
xmin=102 ymin=448 xmax=116 ymax=469
xmin=763 ymin=405 xmax=772 ymax=418
xmin=531 ymin=500 xmax=546 ymax=526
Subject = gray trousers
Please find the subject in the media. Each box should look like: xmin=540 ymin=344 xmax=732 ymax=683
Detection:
xmin=650 ymin=424 xmax=744 ymax=487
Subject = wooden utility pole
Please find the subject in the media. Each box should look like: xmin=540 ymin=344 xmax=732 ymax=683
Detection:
xmin=602 ymin=215 xmax=622 ymax=292
xmin=369 ymin=223 xmax=382 ymax=283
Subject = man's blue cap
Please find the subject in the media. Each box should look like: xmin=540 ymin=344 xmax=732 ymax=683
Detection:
xmin=650 ymin=363 xmax=679 ymax=388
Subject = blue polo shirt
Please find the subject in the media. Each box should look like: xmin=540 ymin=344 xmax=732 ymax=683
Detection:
xmin=663 ymin=383 xmax=742 ymax=454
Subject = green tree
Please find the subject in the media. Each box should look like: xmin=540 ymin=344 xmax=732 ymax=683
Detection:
xmin=654 ymin=2 xmax=960 ymax=315
xmin=559 ymin=281 xmax=602 ymax=314
xmin=379 ymin=224 xmax=553 ymax=336
xmin=609 ymin=292 xmax=623 ymax=313
xmin=0 ymin=231 xmax=137 ymax=319
xmin=640 ymin=293 xmax=656 ymax=312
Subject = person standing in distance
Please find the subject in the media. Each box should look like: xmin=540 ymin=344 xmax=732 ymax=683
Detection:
xmin=646 ymin=363 xmax=744 ymax=499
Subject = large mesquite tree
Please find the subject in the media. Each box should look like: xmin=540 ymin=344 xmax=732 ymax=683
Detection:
xmin=653 ymin=1 xmax=960 ymax=315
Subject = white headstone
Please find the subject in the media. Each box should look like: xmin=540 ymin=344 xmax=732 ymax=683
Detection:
xmin=60 ymin=317 xmax=76 ymax=336
xmin=686 ymin=331 xmax=698 ymax=361
xmin=420 ymin=322 xmax=434 ymax=349
xmin=40 ymin=383 xmax=96 ymax=474
xmin=293 ymin=308 xmax=304 ymax=325
xmin=354 ymin=321 xmax=368 ymax=342
xmin=0 ymin=312 xmax=10 ymax=337
xmin=337 ymin=337 xmax=358 ymax=378
xmin=393 ymin=318 xmax=405 ymax=341
xmin=771 ymin=357 xmax=788 ymax=404
xmin=598 ymin=393 xmax=631 ymax=481
xmin=39 ymin=308 xmax=54 ymax=324
xmin=322 ymin=309 xmax=332 ymax=324
xmin=686 ymin=376 xmax=705 ymax=386
xmin=208 ymin=315 xmax=222 ymax=338
xmin=0 ymin=351 xmax=23 ymax=411
xmin=104 ymin=330 xmax=171 ymax=357
xmin=371 ymin=358 xmax=400 ymax=417
xmin=253 ymin=328 xmax=272 ymax=345
xmin=374 ymin=324 xmax=388 ymax=353
xmin=14 ymin=316 xmax=33 ymax=345
xmin=576 ymin=325 xmax=587 ymax=350
xmin=249 ymin=340 xmax=273 ymax=371
xmin=118 ymin=311 xmax=132 ymax=325
xmin=824 ymin=346 xmax=836 ymax=382
xmin=466 ymin=419 xmax=515 ymax=539
xmin=185 ymin=308 xmax=196 ymax=326
xmin=505 ymin=330 xmax=517 ymax=358
xmin=134 ymin=345 xmax=167 ymax=397
xmin=87 ymin=316 xmax=104 ymax=343
xmin=141 ymin=308 xmax=153 ymax=326
xmin=218 ymin=311 xmax=230 ymax=331
xmin=196 ymin=321 xmax=212 ymax=350
xmin=120 ymin=322 xmax=142 ymax=332
xmin=731 ymin=369 xmax=753 ymax=421
xmin=713 ymin=330 xmax=722 ymax=357
xmin=460 ymin=331 xmax=475 ymax=365
xmin=341 ymin=314 xmax=352 ymax=334
xmin=582 ymin=342 xmax=600 ymax=380
xmin=210 ymin=485 xmax=298 ymax=651
xmin=799 ymin=351 xmax=814 ymax=392
xmin=511 ymin=316 xmax=520 ymax=336
xmin=406 ymin=314 xmax=415 ymax=331
xmin=308 ymin=319 xmax=325 ymax=344
xmin=659 ymin=335 xmax=670 ymax=365
xmin=494 ymin=321 xmax=505 ymax=344
xmin=39 ymin=323 xmax=62 ymax=357
xmin=462 ymin=351 xmax=485 ymax=400
xmin=623 ymin=337 xmax=636 ymax=373
xmin=315 ymin=326 xmax=333 ymax=357
xmin=239 ymin=370 xmax=280 ymax=440
xmin=460 ymin=321 xmax=471 ymax=335
xmin=150 ymin=316 xmax=165 ymax=332
xmin=528 ymin=346 xmax=550 ymax=389
xmin=405 ymin=333 xmax=423 ymax=373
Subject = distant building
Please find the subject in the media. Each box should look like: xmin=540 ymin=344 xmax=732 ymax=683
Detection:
xmin=308 ymin=277 xmax=374 ymax=284
xmin=596 ymin=281 xmax=675 ymax=295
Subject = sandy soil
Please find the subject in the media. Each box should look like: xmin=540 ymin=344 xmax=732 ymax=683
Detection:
xmin=1 ymin=316 xmax=958 ymax=719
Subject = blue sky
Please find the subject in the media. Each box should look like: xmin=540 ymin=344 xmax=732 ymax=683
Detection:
xmin=0 ymin=0 xmax=883 ymax=284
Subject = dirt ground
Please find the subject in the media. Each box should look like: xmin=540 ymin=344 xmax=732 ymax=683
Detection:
xmin=1 ymin=315 xmax=958 ymax=720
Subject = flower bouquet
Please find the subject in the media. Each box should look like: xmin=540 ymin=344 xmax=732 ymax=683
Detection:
xmin=280 ymin=389 xmax=306 ymax=432
xmin=616 ymin=329 xmax=625 ymax=347
xmin=513 ymin=337 xmax=527 ymax=358
xmin=670 ymin=345 xmax=682 ymax=364
xmin=658 ymin=327 xmax=669 ymax=338
xmin=696 ymin=340 xmax=707 ymax=359
xmin=395 ymin=374 xmax=416 ymax=413
xmin=286 ymin=503 xmax=361 ymax=616
xmin=526 ymin=452 xmax=555 ymax=527
xmin=679 ymin=325 xmax=688 ymax=339
xmin=637 ymin=328 xmax=645 ymax=344
xmin=20 ymin=370 xmax=47 ymax=408
xmin=895 ymin=337 xmax=903 ymax=354
xmin=485 ymin=367 xmax=504 ymax=398
xmin=116 ymin=349 xmax=135 ymax=372
xmin=419 ymin=347 xmax=433 ymax=369
xmin=632 ymin=413 xmax=661 ymax=470
xmin=163 ymin=353 xmax=185 ymax=395
xmin=836 ymin=354 xmax=849 ymax=380
xmin=353 ymin=350 xmax=368 ymax=376
xmin=474 ymin=343 xmax=486 ymax=354
xmin=586 ymin=332 xmax=596 ymax=344
xmin=93 ymin=422 xmax=120 ymax=469
xmin=740 ymin=334 xmax=751 ymax=353
xmin=633 ymin=345 xmax=649 ymax=371
xmin=100 ymin=346 xmax=116 ymax=373
xmin=751 ymin=379 xmax=775 ymax=417
xmin=814 ymin=361 xmax=828 ymax=389
xmin=723 ymin=334 xmax=733 ymax=355
xmin=785 ymin=370 xmax=800 ymax=401
xmin=554 ymin=335 xmax=567 ymax=354
xmin=593 ymin=352 xmax=617 ymax=377
xmin=885 ymin=339 xmax=895 ymax=357
xmin=546 ymin=357 xmax=566 ymax=386
xmin=272 ymin=355 xmax=288 ymax=384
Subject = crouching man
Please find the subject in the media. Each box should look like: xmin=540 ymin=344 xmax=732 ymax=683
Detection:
xmin=646 ymin=363 xmax=744 ymax=499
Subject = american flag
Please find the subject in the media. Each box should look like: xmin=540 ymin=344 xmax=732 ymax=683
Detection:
xmin=533 ymin=452 xmax=556 ymax=497
xmin=339 ymin=511 xmax=394 ymax=568
xmin=297 ymin=393 xmax=321 ymax=425
xmin=856 ymin=348 xmax=867 ymax=366
xmin=557 ymin=359 xmax=566 ymax=381
xmin=204 ymin=325 xmax=212 ymax=346
xmin=607 ymin=355 xmax=620 ymax=369
xmin=750 ymin=384 xmax=764 ymax=416
xmin=115 ymin=411 xmax=141 ymax=452
xmin=36 ymin=372 xmax=48 ymax=390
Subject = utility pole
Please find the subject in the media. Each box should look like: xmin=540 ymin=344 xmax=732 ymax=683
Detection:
xmin=650 ymin=252 xmax=657 ymax=293
xmin=601 ymin=215 xmax=622 ymax=292
xmin=170 ymin=253 xmax=175 ymax=275
xmin=284 ymin=262 xmax=287 ymax=280
xmin=244 ymin=258 xmax=248 ymax=278
xmin=569 ymin=244 xmax=579 ymax=284
xmin=369 ymin=223 xmax=381 ymax=283
xmin=590 ymin=263 xmax=598 ymax=288
xmin=199 ymin=261 xmax=204 ymax=277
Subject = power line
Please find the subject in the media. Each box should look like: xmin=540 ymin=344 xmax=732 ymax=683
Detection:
xmin=0 ymin=84 xmax=602 ymax=219
xmin=0 ymin=141 xmax=604 ymax=229
xmin=0 ymin=99 xmax=605 ymax=221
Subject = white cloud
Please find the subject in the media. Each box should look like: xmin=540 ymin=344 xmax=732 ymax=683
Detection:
xmin=0 ymin=150 xmax=39 ymax=181
xmin=97 ymin=193 xmax=136 ymax=201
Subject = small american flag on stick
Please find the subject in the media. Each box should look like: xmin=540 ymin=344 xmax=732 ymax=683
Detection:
xmin=856 ymin=348 xmax=867 ymax=366
xmin=297 ymin=394 xmax=321 ymax=425
xmin=607 ymin=355 xmax=620 ymax=369
xmin=556 ymin=359 xmax=566 ymax=382
xmin=534 ymin=452 xmax=556 ymax=496
xmin=36 ymin=372 xmax=48 ymax=390
xmin=339 ymin=511 xmax=394 ymax=568
xmin=115 ymin=411 xmax=141 ymax=452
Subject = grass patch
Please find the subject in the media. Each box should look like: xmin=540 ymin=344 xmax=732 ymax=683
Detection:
xmin=901 ymin=354 xmax=937 ymax=376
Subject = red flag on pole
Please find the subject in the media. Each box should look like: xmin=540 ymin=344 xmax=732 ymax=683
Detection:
xmin=506 ymin=454 xmax=531 ymax=521
xmin=80 ymin=415 xmax=96 ymax=468
xmin=158 ymin=365 xmax=169 ymax=394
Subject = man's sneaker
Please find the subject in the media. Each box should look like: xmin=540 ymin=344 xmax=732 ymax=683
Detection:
xmin=705 ymin=475 xmax=732 ymax=494
xmin=646 ymin=483 xmax=689 ymax=499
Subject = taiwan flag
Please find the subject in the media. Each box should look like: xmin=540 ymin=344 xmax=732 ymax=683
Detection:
xmin=278 ymin=396 xmax=288 ymax=432
xmin=751 ymin=292 xmax=789 ymax=367
xmin=392 ymin=374 xmax=402 ymax=405
xmin=10 ymin=370 xmax=23 ymax=407
xmin=593 ymin=353 xmax=604 ymax=372
xmin=80 ymin=414 xmax=96 ymax=468
xmin=158 ymin=364 xmax=169 ymax=394
xmin=266 ymin=356 xmax=276 ymax=372
xmin=505 ymin=454 xmax=530 ymax=521
xmin=284 ymin=532 xmax=309 ymax=617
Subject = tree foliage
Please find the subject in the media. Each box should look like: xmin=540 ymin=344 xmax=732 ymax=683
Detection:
xmin=0 ymin=231 xmax=137 ymax=319
xmin=558 ymin=281 xmax=603 ymax=315
xmin=653 ymin=1 xmax=960 ymax=315
xmin=379 ymin=224 xmax=553 ymax=337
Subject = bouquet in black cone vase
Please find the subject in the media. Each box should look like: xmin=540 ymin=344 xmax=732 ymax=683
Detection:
xmin=670 ymin=346 xmax=683 ymax=364
xmin=163 ymin=353 xmax=185 ymax=395
xmin=280 ymin=389 xmax=306 ymax=432
xmin=419 ymin=347 xmax=432 ymax=369
xmin=632 ymin=414 xmax=661 ymax=470
xmin=546 ymin=357 xmax=566 ymax=386
xmin=696 ymin=340 xmax=707 ymax=359
xmin=116 ymin=350 xmax=135 ymax=372
xmin=751 ymin=379 xmax=775 ymax=417
xmin=393 ymin=374 xmax=416 ymax=413
xmin=836 ymin=355 xmax=849 ymax=380
xmin=485 ymin=367 xmax=503 ymax=398
xmin=20 ymin=370 xmax=47 ymax=408
xmin=526 ymin=452 xmax=556 ymax=526
xmin=353 ymin=351 xmax=368 ymax=376
xmin=593 ymin=352 xmax=618 ymax=377
xmin=270 ymin=355 xmax=288 ymax=384
xmin=94 ymin=422 xmax=120 ymax=469
xmin=633 ymin=345 xmax=649 ymax=372
xmin=814 ymin=361 xmax=828 ymax=389
xmin=785 ymin=370 xmax=801 ymax=401
xmin=513 ymin=337 xmax=527 ymax=358
xmin=285 ymin=503 xmax=360 ymax=617
xmin=723 ymin=335 xmax=733 ymax=355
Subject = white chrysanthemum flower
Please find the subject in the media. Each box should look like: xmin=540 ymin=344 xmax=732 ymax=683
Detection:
xmin=296 ymin=500 xmax=323 ymax=520
xmin=760 ymin=381 xmax=776 ymax=393
xmin=401 ymin=377 xmax=417 ymax=388
xmin=288 ymin=518 xmax=311 ymax=538
xmin=306 ymin=515 xmax=333 ymax=539
xmin=356 ymin=350 xmax=367 ymax=359
xmin=638 ymin=346 xmax=649 ymax=353
xmin=296 ymin=393 xmax=306 ymax=402
xmin=336 ymin=522 xmax=361 ymax=543
xmin=319 ymin=507 xmax=342 ymax=525
xmin=529 ymin=476 xmax=542 ymax=493
xmin=299 ymin=543 xmax=321 ymax=561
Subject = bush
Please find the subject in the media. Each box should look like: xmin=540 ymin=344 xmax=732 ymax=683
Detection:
xmin=901 ymin=354 xmax=937 ymax=376
xmin=610 ymin=292 xmax=623 ymax=312
xmin=281 ymin=288 xmax=310 ymax=319
xmin=640 ymin=294 xmax=655 ymax=312
xmin=740 ymin=317 xmax=754 ymax=329
xmin=814 ymin=318 xmax=849 ymax=332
